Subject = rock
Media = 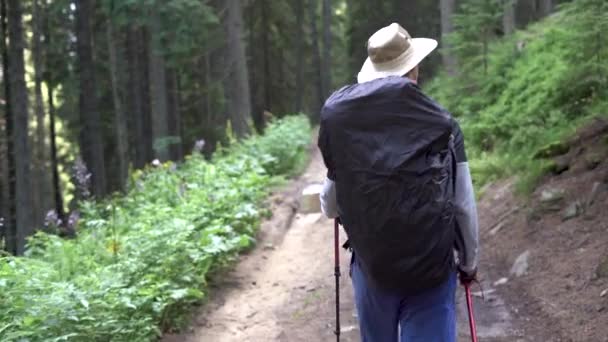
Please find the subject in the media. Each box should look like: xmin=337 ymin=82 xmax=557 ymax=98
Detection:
xmin=597 ymin=257 xmax=608 ymax=278
xmin=600 ymin=289 xmax=607 ymax=297
xmin=585 ymin=153 xmax=602 ymax=170
xmin=341 ymin=325 xmax=358 ymax=333
xmin=562 ymin=201 xmax=582 ymax=221
xmin=510 ymin=250 xmax=530 ymax=277
xmin=540 ymin=188 xmax=565 ymax=203
xmin=550 ymin=155 xmax=571 ymax=174
xmin=473 ymin=289 xmax=496 ymax=298
xmin=300 ymin=184 xmax=323 ymax=214
xmin=587 ymin=182 xmax=603 ymax=208
xmin=526 ymin=207 xmax=543 ymax=222
xmin=489 ymin=221 xmax=507 ymax=235
xmin=583 ymin=214 xmax=597 ymax=221
xmin=263 ymin=110 xmax=274 ymax=122
xmin=533 ymin=141 xmax=570 ymax=159
xmin=493 ymin=277 xmax=509 ymax=286
xmin=340 ymin=325 xmax=358 ymax=333
xmin=263 ymin=243 xmax=276 ymax=250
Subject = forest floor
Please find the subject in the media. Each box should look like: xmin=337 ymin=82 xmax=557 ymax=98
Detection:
xmin=163 ymin=122 xmax=608 ymax=342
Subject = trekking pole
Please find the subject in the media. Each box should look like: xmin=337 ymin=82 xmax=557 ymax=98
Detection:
xmin=333 ymin=218 xmax=341 ymax=341
xmin=464 ymin=281 xmax=479 ymax=342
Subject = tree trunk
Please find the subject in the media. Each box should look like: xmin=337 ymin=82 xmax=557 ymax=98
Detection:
xmin=515 ymin=0 xmax=537 ymax=29
xmin=127 ymin=25 xmax=149 ymax=168
xmin=166 ymin=67 xmax=183 ymax=161
xmin=205 ymin=55 xmax=212 ymax=128
xmin=321 ymin=0 xmax=332 ymax=96
xmin=440 ymin=0 xmax=457 ymax=74
xmin=221 ymin=0 xmax=253 ymax=138
xmin=43 ymin=0 xmax=64 ymax=222
xmin=308 ymin=0 xmax=324 ymax=119
xmin=245 ymin=1 xmax=264 ymax=131
xmin=7 ymin=0 xmax=33 ymax=254
xmin=260 ymin=0 xmax=271 ymax=113
xmin=0 ymin=103 xmax=6 ymax=247
xmin=141 ymin=28 xmax=153 ymax=163
xmin=76 ymin=0 xmax=107 ymax=197
xmin=32 ymin=0 xmax=50 ymax=227
xmin=148 ymin=6 xmax=170 ymax=161
xmin=47 ymin=85 xmax=64 ymax=221
xmin=537 ymin=0 xmax=553 ymax=18
xmin=0 ymin=118 xmax=6 ymax=247
xmin=127 ymin=25 xmax=142 ymax=168
xmin=295 ymin=0 xmax=304 ymax=113
xmin=106 ymin=19 xmax=129 ymax=190
xmin=503 ymin=0 xmax=517 ymax=35
xmin=0 ymin=0 xmax=15 ymax=254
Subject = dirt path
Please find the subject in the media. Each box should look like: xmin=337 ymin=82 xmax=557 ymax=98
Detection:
xmin=162 ymin=150 xmax=534 ymax=342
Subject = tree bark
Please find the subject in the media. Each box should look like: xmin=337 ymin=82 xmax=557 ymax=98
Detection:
xmin=166 ymin=67 xmax=183 ymax=161
xmin=148 ymin=6 xmax=170 ymax=161
xmin=515 ymin=0 xmax=537 ymax=29
xmin=0 ymin=0 xmax=15 ymax=254
xmin=47 ymin=85 xmax=64 ymax=221
xmin=7 ymin=0 xmax=33 ymax=254
xmin=0 ymin=117 xmax=6 ymax=247
xmin=321 ymin=0 xmax=332 ymax=96
xmin=76 ymin=0 xmax=107 ymax=197
xmin=295 ymin=0 xmax=304 ymax=113
xmin=440 ymin=0 xmax=457 ymax=74
xmin=245 ymin=1 xmax=264 ymax=131
xmin=503 ymin=0 xmax=517 ymax=35
xmin=537 ymin=0 xmax=553 ymax=18
xmin=140 ymin=27 xmax=153 ymax=163
xmin=127 ymin=25 xmax=150 ymax=168
xmin=127 ymin=25 xmax=143 ymax=168
xmin=106 ymin=19 xmax=129 ymax=190
xmin=32 ymin=0 xmax=50 ymax=226
xmin=221 ymin=0 xmax=253 ymax=137
xmin=43 ymin=0 xmax=64 ymax=224
xmin=308 ymin=0 xmax=324 ymax=119
xmin=260 ymin=0 xmax=271 ymax=112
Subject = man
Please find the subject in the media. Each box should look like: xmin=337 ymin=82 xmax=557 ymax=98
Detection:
xmin=318 ymin=23 xmax=479 ymax=342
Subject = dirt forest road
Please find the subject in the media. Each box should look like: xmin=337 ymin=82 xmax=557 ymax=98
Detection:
xmin=163 ymin=147 xmax=580 ymax=342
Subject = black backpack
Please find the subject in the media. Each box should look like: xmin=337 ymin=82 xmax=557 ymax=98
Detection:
xmin=318 ymin=76 xmax=457 ymax=295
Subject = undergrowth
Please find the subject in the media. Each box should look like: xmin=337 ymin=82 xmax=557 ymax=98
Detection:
xmin=427 ymin=0 xmax=608 ymax=194
xmin=0 ymin=115 xmax=311 ymax=342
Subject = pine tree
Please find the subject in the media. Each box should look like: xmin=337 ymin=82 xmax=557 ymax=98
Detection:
xmin=449 ymin=0 xmax=503 ymax=76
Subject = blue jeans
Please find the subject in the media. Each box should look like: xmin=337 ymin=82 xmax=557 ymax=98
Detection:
xmin=351 ymin=254 xmax=456 ymax=342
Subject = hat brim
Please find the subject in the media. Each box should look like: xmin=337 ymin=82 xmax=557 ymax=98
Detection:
xmin=357 ymin=38 xmax=438 ymax=84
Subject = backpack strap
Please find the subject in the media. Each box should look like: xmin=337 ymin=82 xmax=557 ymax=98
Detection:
xmin=450 ymin=134 xmax=458 ymax=195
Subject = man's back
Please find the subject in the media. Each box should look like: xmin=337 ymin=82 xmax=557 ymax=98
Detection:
xmin=319 ymin=76 xmax=458 ymax=294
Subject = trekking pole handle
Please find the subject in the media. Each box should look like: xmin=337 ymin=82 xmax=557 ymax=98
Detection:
xmin=334 ymin=219 xmax=340 ymax=273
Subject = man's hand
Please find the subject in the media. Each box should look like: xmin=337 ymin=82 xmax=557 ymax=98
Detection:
xmin=458 ymin=268 xmax=477 ymax=286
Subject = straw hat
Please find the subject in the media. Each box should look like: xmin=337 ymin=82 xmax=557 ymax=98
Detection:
xmin=357 ymin=23 xmax=438 ymax=84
